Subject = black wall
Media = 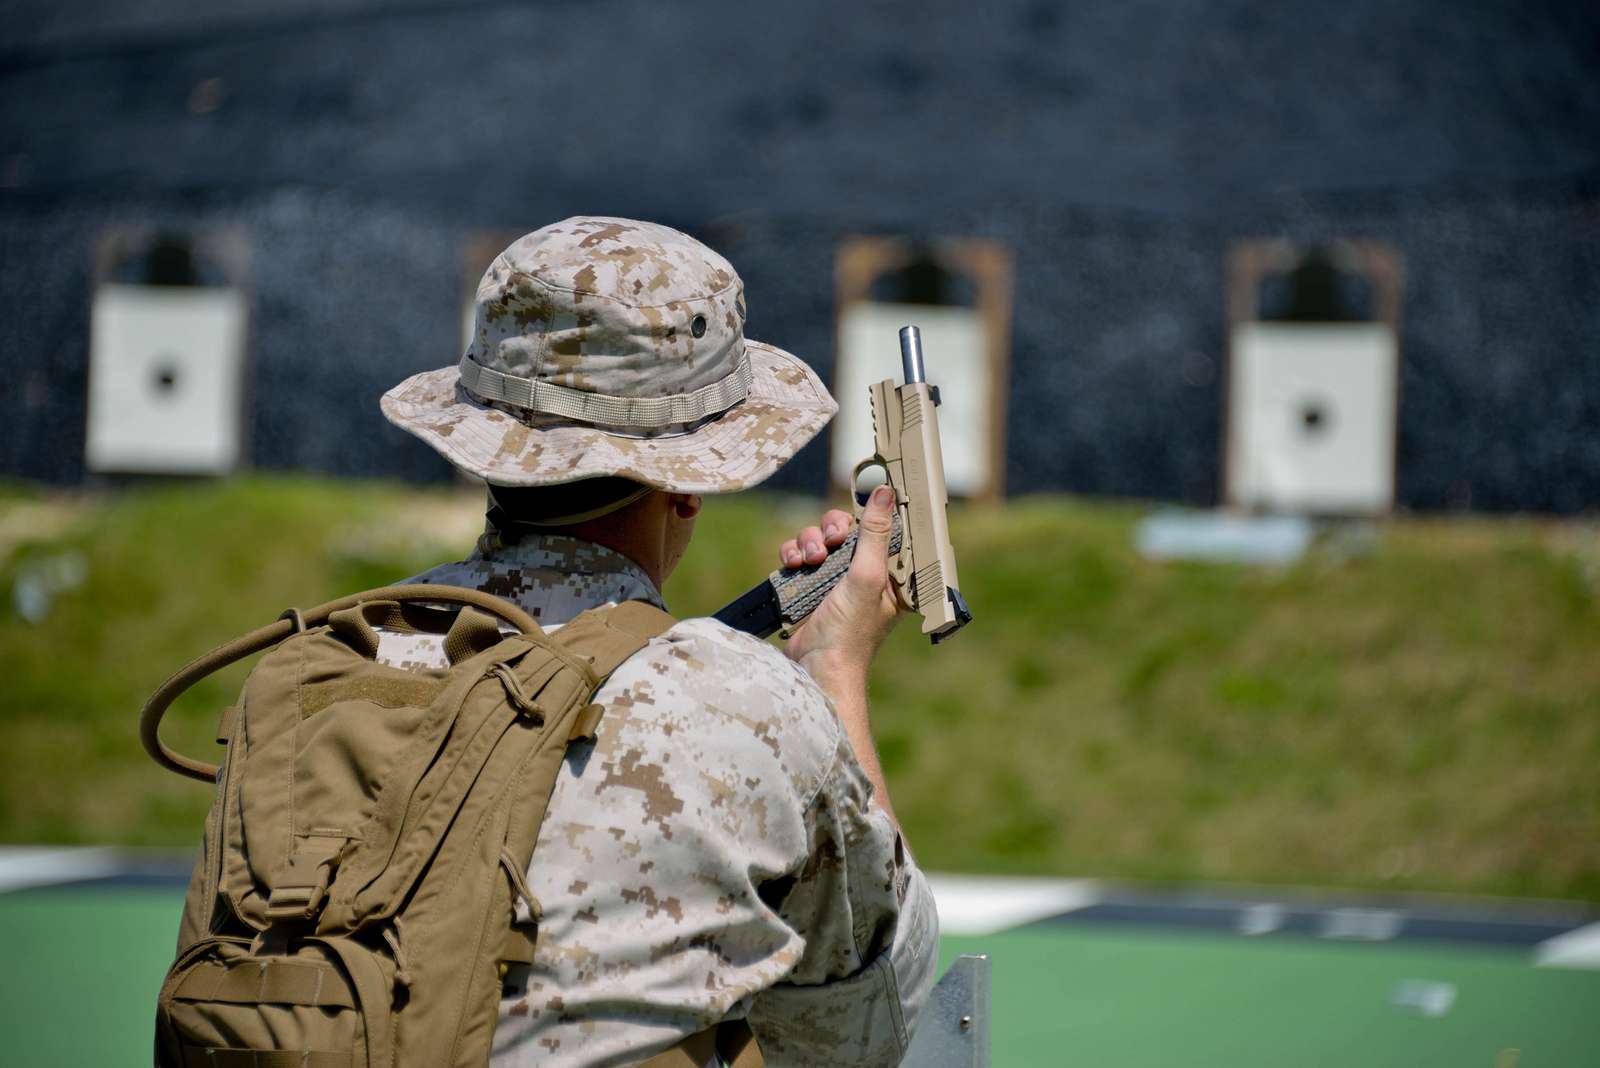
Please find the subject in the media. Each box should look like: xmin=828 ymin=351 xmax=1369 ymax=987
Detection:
xmin=2 ymin=0 xmax=1596 ymax=510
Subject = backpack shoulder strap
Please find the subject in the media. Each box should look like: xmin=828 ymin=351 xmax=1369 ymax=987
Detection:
xmin=548 ymin=600 xmax=676 ymax=741
xmin=548 ymin=599 xmax=676 ymax=680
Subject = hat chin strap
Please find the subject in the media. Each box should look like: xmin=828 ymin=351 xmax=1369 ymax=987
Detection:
xmin=458 ymin=350 xmax=752 ymax=429
xmin=486 ymin=483 xmax=654 ymax=531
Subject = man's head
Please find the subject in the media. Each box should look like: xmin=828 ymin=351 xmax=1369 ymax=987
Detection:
xmin=382 ymin=217 xmax=836 ymax=493
xmin=381 ymin=217 xmax=836 ymax=584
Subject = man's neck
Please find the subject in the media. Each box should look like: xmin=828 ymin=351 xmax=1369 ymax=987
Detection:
xmin=561 ymin=524 xmax=666 ymax=592
xmin=495 ymin=500 xmax=670 ymax=592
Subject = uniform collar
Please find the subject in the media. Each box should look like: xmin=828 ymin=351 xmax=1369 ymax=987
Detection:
xmin=412 ymin=533 xmax=665 ymax=626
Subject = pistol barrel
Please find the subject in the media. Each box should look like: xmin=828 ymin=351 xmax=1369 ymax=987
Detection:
xmin=898 ymin=325 xmax=926 ymax=384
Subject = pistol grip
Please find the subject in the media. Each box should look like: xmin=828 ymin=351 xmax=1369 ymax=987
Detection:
xmin=771 ymin=515 xmax=906 ymax=638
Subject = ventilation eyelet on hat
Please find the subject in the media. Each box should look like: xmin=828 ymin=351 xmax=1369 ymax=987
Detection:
xmin=691 ymin=315 xmax=707 ymax=338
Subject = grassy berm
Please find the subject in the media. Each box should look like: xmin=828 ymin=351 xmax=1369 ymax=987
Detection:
xmin=1 ymin=477 xmax=1596 ymax=901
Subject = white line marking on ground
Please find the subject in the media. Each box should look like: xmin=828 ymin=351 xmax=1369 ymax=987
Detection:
xmin=927 ymin=873 xmax=1102 ymax=937
xmin=1535 ymin=922 xmax=1600 ymax=970
xmin=1238 ymin=902 xmax=1288 ymax=936
xmin=1389 ymin=979 xmax=1457 ymax=1017
xmin=0 ymin=845 xmax=122 ymax=894
xmin=1318 ymin=907 xmax=1404 ymax=941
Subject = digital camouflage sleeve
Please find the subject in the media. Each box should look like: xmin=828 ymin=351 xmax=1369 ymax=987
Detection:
xmin=380 ymin=533 xmax=940 ymax=1067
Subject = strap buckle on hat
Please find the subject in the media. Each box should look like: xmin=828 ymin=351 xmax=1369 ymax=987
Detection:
xmin=457 ymin=351 xmax=752 ymax=429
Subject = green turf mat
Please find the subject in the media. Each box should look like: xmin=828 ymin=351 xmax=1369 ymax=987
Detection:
xmin=0 ymin=888 xmax=180 ymax=1067
xmin=940 ymin=925 xmax=1600 ymax=1067
xmin=6 ymin=886 xmax=1598 ymax=1066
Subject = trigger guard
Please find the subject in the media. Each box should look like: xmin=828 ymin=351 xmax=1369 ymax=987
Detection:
xmin=850 ymin=457 xmax=890 ymax=512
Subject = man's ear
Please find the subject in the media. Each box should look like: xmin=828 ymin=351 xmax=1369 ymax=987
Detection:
xmin=668 ymin=493 xmax=703 ymax=520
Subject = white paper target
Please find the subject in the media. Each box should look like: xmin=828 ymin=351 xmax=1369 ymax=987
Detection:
xmin=834 ymin=302 xmax=991 ymax=498
xmin=1227 ymin=322 xmax=1398 ymax=514
xmin=86 ymin=284 xmax=246 ymax=474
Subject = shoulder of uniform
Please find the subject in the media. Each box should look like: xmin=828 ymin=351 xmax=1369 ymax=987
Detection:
xmin=664 ymin=614 xmax=791 ymax=659
xmin=599 ymin=614 xmax=842 ymax=791
xmin=654 ymin=616 xmax=821 ymax=693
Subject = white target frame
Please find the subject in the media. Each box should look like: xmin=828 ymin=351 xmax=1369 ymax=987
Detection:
xmin=832 ymin=237 xmax=1012 ymax=505
xmin=1223 ymin=240 xmax=1404 ymax=516
xmin=85 ymin=229 xmax=251 ymax=476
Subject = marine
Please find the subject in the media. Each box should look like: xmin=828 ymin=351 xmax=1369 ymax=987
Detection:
xmin=377 ymin=217 xmax=939 ymax=1065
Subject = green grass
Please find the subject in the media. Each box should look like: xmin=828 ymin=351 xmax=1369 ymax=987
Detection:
xmin=1 ymin=477 xmax=1597 ymax=901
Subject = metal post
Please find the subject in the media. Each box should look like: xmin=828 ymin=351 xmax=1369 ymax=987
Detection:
xmin=902 ymin=953 xmax=991 ymax=1068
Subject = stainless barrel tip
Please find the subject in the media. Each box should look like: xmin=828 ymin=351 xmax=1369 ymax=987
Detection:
xmin=898 ymin=325 xmax=926 ymax=384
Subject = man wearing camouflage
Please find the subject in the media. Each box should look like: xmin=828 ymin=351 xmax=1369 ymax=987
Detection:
xmin=379 ymin=217 xmax=939 ymax=1066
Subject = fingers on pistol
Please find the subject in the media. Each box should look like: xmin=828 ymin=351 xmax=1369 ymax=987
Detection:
xmin=781 ymin=510 xmax=854 ymax=568
xmin=780 ymin=527 xmax=825 ymax=568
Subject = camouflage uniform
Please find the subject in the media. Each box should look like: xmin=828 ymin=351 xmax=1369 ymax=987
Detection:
xmin=377 ymin=534 xmax=938 ymax=1067
xmin=380 ymin=217 xmax=939 ymax=1065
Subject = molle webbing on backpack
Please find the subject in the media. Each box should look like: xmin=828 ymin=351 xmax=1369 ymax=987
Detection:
xmin=153 ymin=590 xmax=722 ymax=1068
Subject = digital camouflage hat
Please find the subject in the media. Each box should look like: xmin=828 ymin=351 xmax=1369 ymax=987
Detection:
xmin=381 ymin=217 xmax=837 ymax=493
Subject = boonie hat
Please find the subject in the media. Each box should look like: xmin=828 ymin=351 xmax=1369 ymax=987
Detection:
xmin=381 ymin=217 xmax=837 ymax=493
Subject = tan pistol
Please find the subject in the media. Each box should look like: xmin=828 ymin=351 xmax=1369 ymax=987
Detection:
xmin=714 ymin=325 xmax=973 ymax=644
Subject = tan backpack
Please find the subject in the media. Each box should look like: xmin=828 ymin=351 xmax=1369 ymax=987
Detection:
xmin=141 ymin=584 xmax=754 ymax=1067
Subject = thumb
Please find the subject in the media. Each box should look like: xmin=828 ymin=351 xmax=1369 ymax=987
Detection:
xmin=849 ymin=485 xmax=896 ymax=582
xmin=859 ymin=483 xmax=895 ymax=537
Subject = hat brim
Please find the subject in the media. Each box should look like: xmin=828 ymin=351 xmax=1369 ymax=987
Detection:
xmin=380 ymin=340 xmax=838 ymax=494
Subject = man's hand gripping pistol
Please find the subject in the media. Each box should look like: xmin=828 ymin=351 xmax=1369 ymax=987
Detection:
xmin=715 ymin=326 xmax=974 ymax=644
